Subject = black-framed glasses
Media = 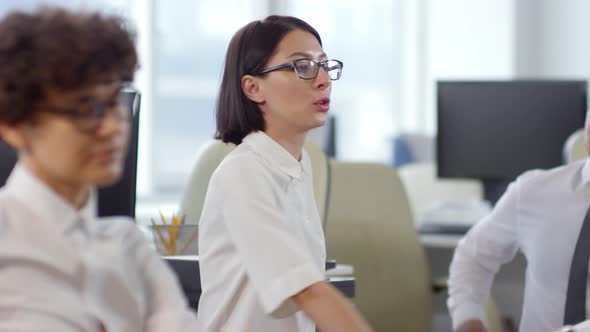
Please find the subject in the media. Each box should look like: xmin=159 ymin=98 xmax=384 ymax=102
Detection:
xmin=253 ymin=58 xmax=344 ymax=81
xmin=37 ymin=88 xmax=136 ymax=133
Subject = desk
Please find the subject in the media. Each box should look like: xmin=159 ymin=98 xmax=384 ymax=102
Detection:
xmin=163 ymin=256 xmax=355 ymax=312
xmin=420 ymin=233 xmax=463 ymax=249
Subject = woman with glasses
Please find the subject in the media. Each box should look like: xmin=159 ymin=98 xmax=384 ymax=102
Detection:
xmin=0 ymin=7 xmax=198 ymax=331
xmin=196 ymin=15 xmax=372 ymax=332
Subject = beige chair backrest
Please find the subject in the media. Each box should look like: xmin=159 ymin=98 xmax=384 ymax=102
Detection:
xmin=563 ymin=129 xmax=587 ymax=163
xmin=398 ymin=162 xmax=484 ymax=224
xmin=178 ymin=139 xmax=329 ymax=227
xmin=179 ymin=140 xmax=236 ymax=225
xmin=303 ymin=141 xmax=329 ymax=228
xmin=485 ymin=299 xmax=503 ymax=332
xmin=325 ymin=160 xmax=432 ymax=331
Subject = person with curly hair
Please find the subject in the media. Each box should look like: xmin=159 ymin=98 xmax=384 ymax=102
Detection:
xmin=0 ymin=7 xmax=198 ymax=332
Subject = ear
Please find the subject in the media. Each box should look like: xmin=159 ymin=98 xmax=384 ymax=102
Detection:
xmin=0 ymin=122 xmax=26 ymax=151
xmin=241 ymin=75 xmax=265 ymax=104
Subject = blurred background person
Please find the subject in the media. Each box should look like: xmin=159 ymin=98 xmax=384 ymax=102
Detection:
xmin=0 ymin=6 xmax=198 ymax=331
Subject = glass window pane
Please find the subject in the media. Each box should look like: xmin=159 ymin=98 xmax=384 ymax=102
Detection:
xmin=0 ymin=0 xmax=129 ymax=13
xmin=287 ymin=0 xmax=401 ymax=162
xmin=152 ymin=0 xmax=261 ymax=193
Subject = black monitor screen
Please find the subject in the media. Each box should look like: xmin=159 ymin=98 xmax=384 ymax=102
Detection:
xmin=307 ymin=115 xmax=337 ymax=158
xmin=437 ymin=80 xmax=587 ymax=180
xmin=0 ymin=88 xmax=140 ymax=218
xmin=97 ymin=89 xmax=140 ymax=218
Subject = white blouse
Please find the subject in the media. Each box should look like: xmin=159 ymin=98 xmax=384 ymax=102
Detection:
xmin=196 ymin=131 xmax=326 ymax=332
xmin=0 ymin=164 xmax=198 ymax=332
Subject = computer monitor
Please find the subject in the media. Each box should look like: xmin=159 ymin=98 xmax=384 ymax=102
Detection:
xmin=306 ymin=115 xmax=337 ymax=158
xmin=0 ymin=88 xmax=140 ymax=218
xmin=437 ymin=80 xmax=587 ymax=203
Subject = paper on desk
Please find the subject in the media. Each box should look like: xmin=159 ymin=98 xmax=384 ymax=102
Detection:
xmin=325 ymin=264 xmax=354 ymax=277
xmin=418 ymin=200 xmax=492 ymax=227
xmin=164 ymin=255 xmax=199 ymax=260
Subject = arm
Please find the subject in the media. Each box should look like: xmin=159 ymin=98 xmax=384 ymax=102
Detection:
xmin=448 ymin=181 xmax=521 ymax=331
xmin=292 ymin=281 xmax=373 ymax=332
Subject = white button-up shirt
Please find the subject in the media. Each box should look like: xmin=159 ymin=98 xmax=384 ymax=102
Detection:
xmin=196 ymin=131 xmax=326 ymax=332
xmin=0 ymin=164 xmax=198 ymax=332
xmin=448 ymin=158 xmax=590 ymax=332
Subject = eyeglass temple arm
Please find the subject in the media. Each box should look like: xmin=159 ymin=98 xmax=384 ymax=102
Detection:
xmin=253 ymin=62 xmax=294 ymax=76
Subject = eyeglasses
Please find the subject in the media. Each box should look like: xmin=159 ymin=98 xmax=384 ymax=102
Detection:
xmin=253 ymin=58 xmax=344 ymax=81
xmin=37 ymin=91 xmax=134 ymax=133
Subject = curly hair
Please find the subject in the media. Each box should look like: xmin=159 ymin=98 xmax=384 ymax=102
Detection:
xmin=0 ymin=6 xmax=138 ymax=124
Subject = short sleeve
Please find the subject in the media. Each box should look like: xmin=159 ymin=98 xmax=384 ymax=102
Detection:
xmin=211 ymin=156 xmax=325 ymax=316
xmin=574 ymin=320 xmax=590 ymax=332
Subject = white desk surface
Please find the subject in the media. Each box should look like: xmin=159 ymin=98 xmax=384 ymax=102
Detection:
xmin=163 ymin=256 xmax=355 ymax=277
xmin=164 ymin=255 xmax=199 ymax=260
xmin=326 ymin=264 xmax=354 ymax=277
xmin=419 ymin=233 xmax=464 ymax=249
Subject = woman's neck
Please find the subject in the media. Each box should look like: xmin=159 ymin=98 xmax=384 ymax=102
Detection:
xmin=264 ymin=126 xmax=306 ymax=161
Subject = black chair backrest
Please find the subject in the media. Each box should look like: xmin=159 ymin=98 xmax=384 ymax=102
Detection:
xmin=97 ymin=89 xmax=140 ymax=218
xmin=0 ymin=140 xmax=16 ymax=187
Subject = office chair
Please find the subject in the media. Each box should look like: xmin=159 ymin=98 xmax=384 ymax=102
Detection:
xmin=178 ymin=139 xmax=330 ymax=229
xmin=563 ymin=129 xmax=587 ymax=163
xmin=0 ymin=140 xmax=17 ymax=186
xmin=324 ymin=160 xmax=502 ymax=331
xmin=178 ymin=140 xmax=237 ymax=225
xmin=300 ymin=141 xmax=330 ymax=229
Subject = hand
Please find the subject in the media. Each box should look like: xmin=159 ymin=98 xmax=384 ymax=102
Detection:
xmin=456 ymin=319 xmax=488 ymax=332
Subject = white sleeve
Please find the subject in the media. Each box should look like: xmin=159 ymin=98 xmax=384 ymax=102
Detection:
xmin=124 ymin=224 xmax=199 ymax=332
xmin=212 ymin=157 xmax=325 ymax=316
xmin=572 ymin=320 xmax=590 ymax=332
xmin=447 ymin=180 xmax=522 ymax=329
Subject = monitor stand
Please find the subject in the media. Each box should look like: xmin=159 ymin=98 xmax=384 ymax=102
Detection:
xmin=483 ymin=178 xmax=513 ymax=206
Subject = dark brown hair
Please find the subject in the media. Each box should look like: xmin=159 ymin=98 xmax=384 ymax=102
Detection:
xmin=0 ymin=6 xmax=138 ymax=124
xmin=215 ymin=15 xmax=322 ymax=145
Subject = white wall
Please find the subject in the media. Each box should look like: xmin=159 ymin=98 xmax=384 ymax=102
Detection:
xmin=515 ymin=0 xmax=590 ymax=79
xmin=401 ymin=0 xmax=590 ymax=138
xmin=427 ymin=0 xmax=515 ymax=78
xmin=425 ymin=0 xmax=516 ymax=133
xmin=400 ymin=0 xmax=517 ymax=135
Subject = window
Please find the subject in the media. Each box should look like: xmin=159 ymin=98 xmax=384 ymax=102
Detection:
xmin=137 ymin=0 xmax=401 ymax=210
xmin=287 ymin=0 xmax=401 ymax=162
xmin=0 ymin=0 xmax=403 ymax=219
xmin=149 ymin=0 xmax=263 ymax=193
